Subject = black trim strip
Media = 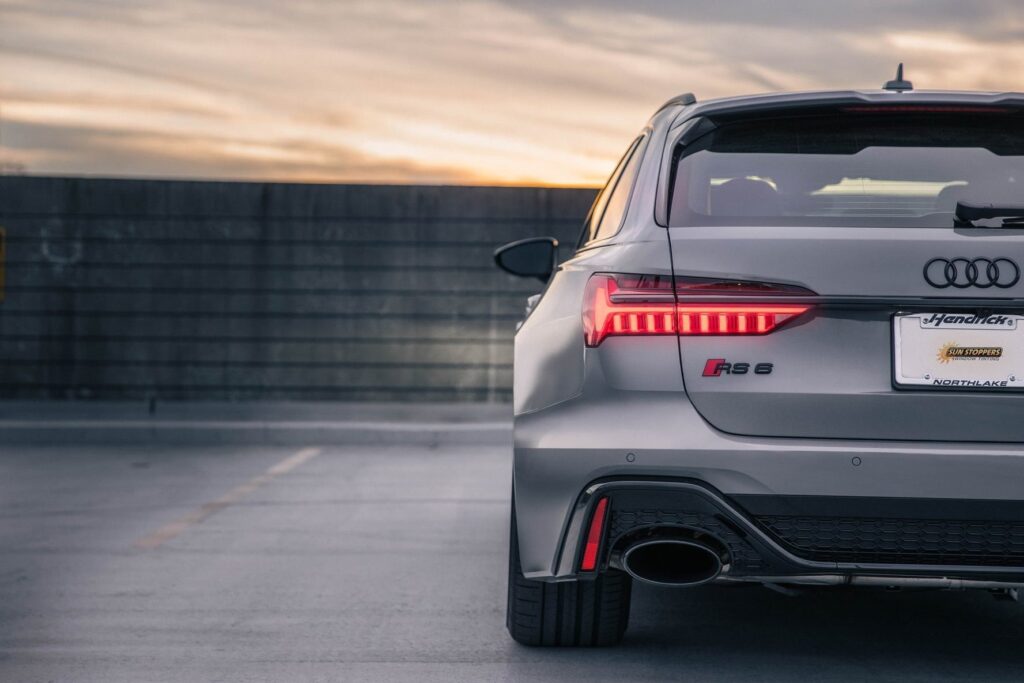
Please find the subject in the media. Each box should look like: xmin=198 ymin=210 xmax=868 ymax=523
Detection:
xmin=673 ymin=295 xmax=1024 ymax=309
xmin=732 ymin=494 xmax=1024 ymax=522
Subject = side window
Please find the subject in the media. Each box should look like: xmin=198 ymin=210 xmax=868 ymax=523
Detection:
xmin=594 ymin=136 xmax=646 ymax=242
xmin=578 ymin=136 xmax=643 ymax=248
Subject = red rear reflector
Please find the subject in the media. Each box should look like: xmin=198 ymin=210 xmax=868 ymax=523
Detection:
xmin=583 ymin=273 xmax=813 ymax=346
xmin=580 ymin=497 xmax=609 ymax=572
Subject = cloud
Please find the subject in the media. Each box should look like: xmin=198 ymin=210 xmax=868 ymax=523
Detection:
xmin=2 ymin=0 xmax=1024 ymax=185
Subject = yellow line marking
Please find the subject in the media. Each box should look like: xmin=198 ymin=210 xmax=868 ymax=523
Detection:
xmin=133 ymin=447 xmax=322 ymax=550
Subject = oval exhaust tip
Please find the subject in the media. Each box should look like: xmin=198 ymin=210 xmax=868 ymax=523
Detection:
xmin=621 ymin=538 xmax=723 ymax=587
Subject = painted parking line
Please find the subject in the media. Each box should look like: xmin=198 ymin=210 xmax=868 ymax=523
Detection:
xmin=133 ymin=446 xmax=322 ymax=550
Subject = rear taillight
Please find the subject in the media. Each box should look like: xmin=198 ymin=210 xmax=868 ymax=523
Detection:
xmin=583 ymin=273 xmax=814 ymax=347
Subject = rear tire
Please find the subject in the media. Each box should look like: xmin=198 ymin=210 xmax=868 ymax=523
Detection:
xmin=506 ymin=500 xmax=631 ymax=646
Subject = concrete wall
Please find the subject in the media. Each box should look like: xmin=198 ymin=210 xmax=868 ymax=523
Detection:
xmin=0 ymin=177 xmax=596 ymax=401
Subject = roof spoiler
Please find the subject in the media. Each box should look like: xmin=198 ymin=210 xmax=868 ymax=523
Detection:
xmin=656 ymin=92 xmax=697 ymax=113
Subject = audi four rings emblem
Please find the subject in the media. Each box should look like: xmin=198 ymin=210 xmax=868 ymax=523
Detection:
xmin=923 ymin=257 xmax=1021 ymax=289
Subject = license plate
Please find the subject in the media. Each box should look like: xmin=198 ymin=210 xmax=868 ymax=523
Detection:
xmin=894 ymin=312 xmax=1024 ymax=389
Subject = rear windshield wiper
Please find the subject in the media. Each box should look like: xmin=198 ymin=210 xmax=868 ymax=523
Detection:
xmin=955 ymin=202 xmax=1024 ymax=228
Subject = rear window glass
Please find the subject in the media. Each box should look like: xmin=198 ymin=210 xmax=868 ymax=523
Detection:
xmin=668 ymin=111 xmax=1024 ymax=228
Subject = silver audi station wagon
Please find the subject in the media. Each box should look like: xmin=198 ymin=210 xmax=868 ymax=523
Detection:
xmin=495 ymin=71 xmax=1024 ymax=646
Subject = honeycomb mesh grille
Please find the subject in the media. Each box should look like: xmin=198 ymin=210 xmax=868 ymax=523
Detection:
xmin=757 ymin=515 xmax=1024 ymax=566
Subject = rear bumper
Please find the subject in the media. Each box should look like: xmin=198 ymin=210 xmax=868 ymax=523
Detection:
xmin=513 ymin=391 xmax=1024 ymax=582
xmin=555 ymin=479 xmax=1024 ymax=585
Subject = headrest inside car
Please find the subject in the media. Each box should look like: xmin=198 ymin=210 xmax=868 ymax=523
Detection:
xmin=711 ymin=177 xmax=780 ymax=216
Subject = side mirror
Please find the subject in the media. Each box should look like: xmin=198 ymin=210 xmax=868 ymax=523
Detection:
xmin=493 ymin=237 xmax=559 ymax=282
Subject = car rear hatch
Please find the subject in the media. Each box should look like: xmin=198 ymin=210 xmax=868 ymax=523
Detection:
xmin=666 ymin=104 xmax=1024 ymax=442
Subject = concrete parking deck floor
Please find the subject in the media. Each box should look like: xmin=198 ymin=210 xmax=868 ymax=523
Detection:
xmin=2 ymin=416 xmax=1024 ymax=681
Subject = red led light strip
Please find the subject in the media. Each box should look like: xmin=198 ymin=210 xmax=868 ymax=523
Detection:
xmin=583 ymin=274 xmax=812 ymax=347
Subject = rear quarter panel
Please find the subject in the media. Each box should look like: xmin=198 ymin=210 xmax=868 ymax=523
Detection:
xmin=512 ymin=239 xmax=676 ymax=415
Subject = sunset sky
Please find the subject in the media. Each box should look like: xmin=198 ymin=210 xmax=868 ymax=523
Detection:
xmin=3 ymin=0 xmax=1024 ymax=186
